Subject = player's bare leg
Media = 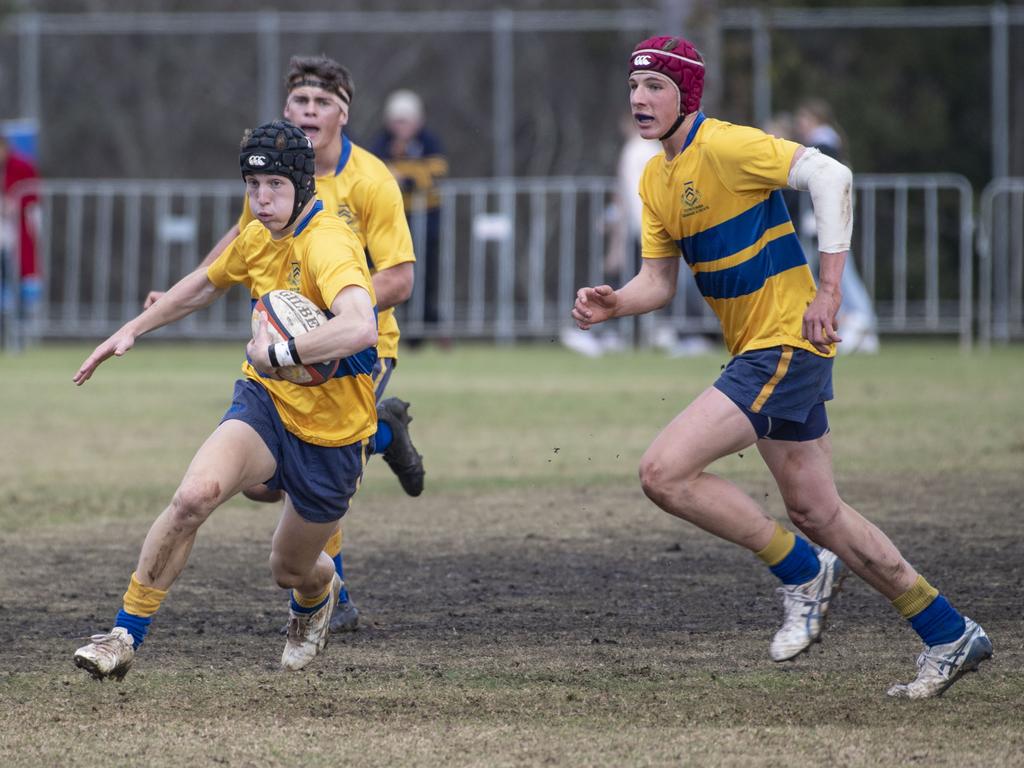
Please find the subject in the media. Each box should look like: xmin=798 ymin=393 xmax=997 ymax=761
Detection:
xmin=757 ymin=434 xmax=916 ymax=599
xmin=135 ymin=420 xmax=277 ymax=589
xmin=639 ymin=386 xmax=844 ymax=661
xmin=74 ymin=420 xmax=276 ymax=680
xmin=274 ymin=521 xmax=359 ymax=635
xmin=759 ymin=434 xmax=992 ymax=696
xmin=243 ymin=483 xmax=283 ymax=503
xmin=639 ymin=387 xmax=776 ymax=550
xmin=271 ymin=496 xmax=342 ymax=671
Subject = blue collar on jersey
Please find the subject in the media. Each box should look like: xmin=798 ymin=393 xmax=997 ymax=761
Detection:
xmin=681 ymin=112 xmax=706 ymax=154
xmin=292 ymin=199 xmax=324 ymax=237
xmin=334 ymin=133 xmax=352 ymax=176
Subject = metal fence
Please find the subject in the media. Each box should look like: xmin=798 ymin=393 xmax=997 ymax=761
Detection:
xmin=978 ymin=177 xmax=1024 ymax=345
xmin=2 ymin=172 xmax=996 ymax=351
xmin=850 ymin=174 xmax=975 ymax=347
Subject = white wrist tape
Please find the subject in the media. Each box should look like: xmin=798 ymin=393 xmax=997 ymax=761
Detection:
xmin=274 ymin=341 xmax=295 ymax=367
xmin=787 ymin=147 xmax=853 ymax=253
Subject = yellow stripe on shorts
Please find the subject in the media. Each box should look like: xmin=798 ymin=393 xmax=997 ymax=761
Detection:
xmin=373 ymin=359 xmax=391 ymax=389
xmin=354 ymin=437 xmax=371 ymax=493
xmin=750 ymin=346 xmax=793 ymax=414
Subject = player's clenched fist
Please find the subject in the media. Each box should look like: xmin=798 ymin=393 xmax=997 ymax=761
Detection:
xmin=572 ymin=285 xmax=618 ymax=330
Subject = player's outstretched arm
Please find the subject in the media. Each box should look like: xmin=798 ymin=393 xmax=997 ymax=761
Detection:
xmin=144 ymin=224 xmax=240 ymax=309
xmin=572 ymin=257 xmax=678 ymax=330
xmin=72 ymin=329 xmax=140 ymax=386
xmin=74 ymin=268 xmax=227 ymax=385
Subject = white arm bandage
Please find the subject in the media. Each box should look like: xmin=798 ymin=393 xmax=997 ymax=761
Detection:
xmin=787 ymin=147 xmax=853 ymax=253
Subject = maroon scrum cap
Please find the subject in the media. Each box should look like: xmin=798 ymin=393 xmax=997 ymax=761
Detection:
xmin=629 ymin=36 xmax=705 ymax=117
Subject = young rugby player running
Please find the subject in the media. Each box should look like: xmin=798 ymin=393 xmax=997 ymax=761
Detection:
xmin=572 ymin=36 xmax=992 ymax=698
xmin=145 ymin=56 xmax=424 ymax=632
xmin=73 ymin=121 xmax=377 ymax=677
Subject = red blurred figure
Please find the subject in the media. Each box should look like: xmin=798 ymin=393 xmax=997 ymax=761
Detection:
xmin=1 ymin=134 xmax=41 ymax=318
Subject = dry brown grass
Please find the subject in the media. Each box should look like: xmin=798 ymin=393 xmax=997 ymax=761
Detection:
xmin=1 ymin=342 xmax=1022 ymax=766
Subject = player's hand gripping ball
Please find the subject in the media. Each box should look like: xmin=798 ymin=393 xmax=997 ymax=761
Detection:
xmin=251 ymin=290 xmax=339 ymax=386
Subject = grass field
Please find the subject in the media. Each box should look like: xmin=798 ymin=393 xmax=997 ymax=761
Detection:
xmin=1 ymin=340 xmax=1022 ymax=767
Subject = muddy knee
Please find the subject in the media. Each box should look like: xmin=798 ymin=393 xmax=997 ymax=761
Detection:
xmin=639 ymin=455 xmax=669 ymax=502
xmin=168 ymin=478 xmax=222 ymax=532
xmin=787 ymin=501 xmax=841 ymax=539
xmin=639 ymin=455 xmax=698 ymax=512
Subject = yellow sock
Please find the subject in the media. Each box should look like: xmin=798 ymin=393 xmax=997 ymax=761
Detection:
xmin=122 ymin=572 xmax=168 ymax=617
xmin=755 ymin=522 xmax=796 ymax=566
xmin=892 ymin=575 xmax=939 ymax=619
xmin=323 ymin=528 xmax=343 ymax=559
xmin=293 ymin=583 xmax=332 ymax=609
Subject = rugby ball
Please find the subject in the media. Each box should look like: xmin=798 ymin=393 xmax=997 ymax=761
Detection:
xmin=251 ymin=290 xmax=339 ymax=386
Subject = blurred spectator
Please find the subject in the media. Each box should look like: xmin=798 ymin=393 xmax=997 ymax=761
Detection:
xmin=562 ymin=114 xmax=713 ymax=358
xmin=371 ymin=90 xmax=448 ymax=348
xmin=0 ymin=134 xmax=42 ymax=334
xmin=794 ymin=99 xmax=879 ymax=354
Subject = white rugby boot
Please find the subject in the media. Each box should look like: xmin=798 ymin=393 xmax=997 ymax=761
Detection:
xmin=281 ymin=574 xmax=341 ymax=671
xmin=886 ymin=618 xmax=993 ymax=699
xmin=74 ymin=627 xmax=135 ymax=681
xmin=770 ymin=548 xmax=846 ymax=662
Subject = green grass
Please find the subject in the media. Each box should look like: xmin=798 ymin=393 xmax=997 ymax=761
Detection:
xmin=3 ymin=340 xmax=1022 ymax=517
xmin=1 ymin=340 xmax=1022 ymax=767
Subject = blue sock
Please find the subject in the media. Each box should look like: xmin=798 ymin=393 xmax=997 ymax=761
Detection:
xmin=769 ymin=536 xmax=821 ymax=585
xmin=290 ymin=592 xmax=330 ymax=615
xmin=114 ymin=609 xmax=152 ymax=649
xmin=374 ymin=421 xmax=393 ymax=454
xmin=909 ymin=595 xmax=966 ymax=646
xmin=334 ymin=552 xmax=350 ymax=605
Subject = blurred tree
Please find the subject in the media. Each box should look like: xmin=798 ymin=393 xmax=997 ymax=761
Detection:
xmin=0 ymin=0 xmax=1014 ymax=188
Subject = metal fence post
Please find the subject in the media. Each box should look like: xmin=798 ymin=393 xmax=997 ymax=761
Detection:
xmin=258 ymin=11 xmax=281 ymax=123
xmin=492 ymin=11 xmax=514 ymax=179
xmin=990 ymin=3 xmax=1009 ymax=183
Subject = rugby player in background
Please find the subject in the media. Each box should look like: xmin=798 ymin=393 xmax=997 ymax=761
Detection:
xmin=572 ymin=35 xmax=992 ymax=699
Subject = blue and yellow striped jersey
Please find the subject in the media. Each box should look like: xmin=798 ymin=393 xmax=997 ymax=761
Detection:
xmin=209 ymin=202 xmax=378 ymax=448
xmin=239 ymin=135 xmax=414 ymax=360
xmin=640 ymin=114 xmax=831 ymax=358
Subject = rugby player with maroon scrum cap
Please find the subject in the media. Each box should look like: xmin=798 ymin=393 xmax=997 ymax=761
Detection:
xmin=571 ymin=35 xmax=992 ymax=698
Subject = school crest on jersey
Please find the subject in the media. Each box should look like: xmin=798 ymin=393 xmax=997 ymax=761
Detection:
xmin=336 ymin=204 xmax=361 ymax=235
xmin=681 ymin=181 xmax=709 ymax=217
xmin=289 ymin=261 xmax=301 ymax=291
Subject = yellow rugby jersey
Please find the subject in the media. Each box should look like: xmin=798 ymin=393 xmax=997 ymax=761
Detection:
xmin=239 ymin=135 xmax=414 ymax=359
xmin=209 ymin=201 xmax=378 ymax=448
xmin=640 ymin=114 xmax=832 ymax=358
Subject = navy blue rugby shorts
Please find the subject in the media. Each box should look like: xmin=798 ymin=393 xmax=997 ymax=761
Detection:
xmin=713 ymin=345 xmax=833 ymax=442
xmin=221 ymin=379 xmax=371 ymax=523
